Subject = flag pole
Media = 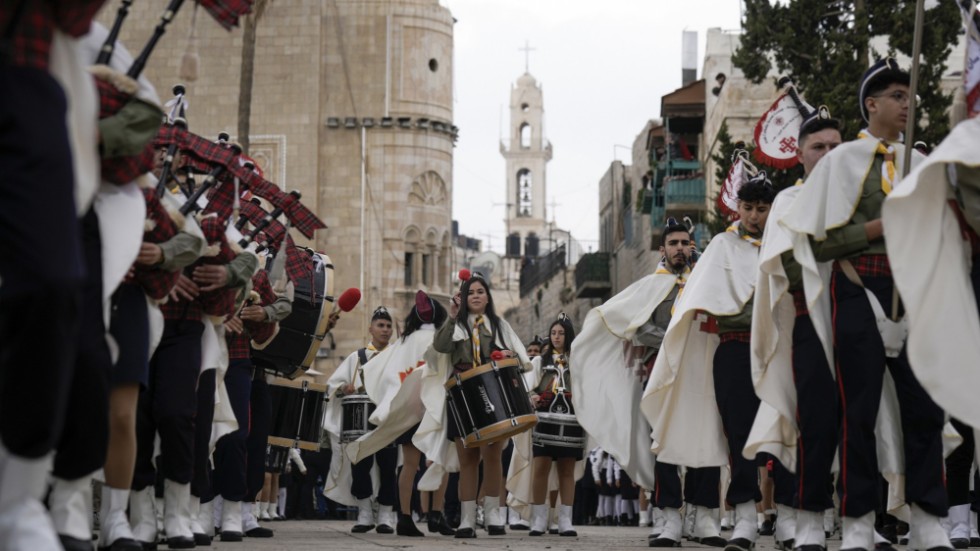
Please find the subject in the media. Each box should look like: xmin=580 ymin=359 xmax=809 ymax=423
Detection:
xmin=902 ymin=0 xmax=926 ymax=178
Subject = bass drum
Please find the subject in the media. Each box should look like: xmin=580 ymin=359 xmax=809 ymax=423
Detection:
xmin=252 ymin=248 xmax=335 ymax=378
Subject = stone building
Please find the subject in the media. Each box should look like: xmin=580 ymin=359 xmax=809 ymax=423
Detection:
xmin=99 ymin=0 xmax=457 ymax=372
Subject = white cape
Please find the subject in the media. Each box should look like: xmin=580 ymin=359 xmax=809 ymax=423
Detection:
xmin=746 ymin=186 xmax=834 ymax=470
xmin=345 ymin=328 xmax=435 ymax=464
xmin=883 ymin=117 xmax=980 ymax=428
xmin=571 ymin=266 xmax=686 ymax=487
xmin=642 ymin=229 xmax=758 ymax=468
xmin=323 ymin=348 xmax=379 ymax=506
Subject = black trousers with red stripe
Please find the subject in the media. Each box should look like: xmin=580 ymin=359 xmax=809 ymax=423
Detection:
xmin=830 ymin=271 xmax=947 ymax=518
xmin=791 ymin=312 xmax=838 ymax=512
xmin=713 ymin=340 xmax=762 ymax=506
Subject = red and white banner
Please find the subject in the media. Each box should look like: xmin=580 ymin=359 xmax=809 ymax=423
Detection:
xmin=718 ymin=156 xmax=745 ymax=220
xmin=752 ymin=93 xmax=807 ymax=169
xmin=961 ymin=1 xmax=980 ymax=118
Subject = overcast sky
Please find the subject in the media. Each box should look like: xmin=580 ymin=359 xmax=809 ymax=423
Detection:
xmin=443 ymin=0 xmax=744 ymax=253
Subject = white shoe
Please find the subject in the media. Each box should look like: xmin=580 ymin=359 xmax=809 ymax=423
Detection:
xmin=221 ymin=500 xmax=244 ymax=540
xmin=824 ymin=508 xmax=837 ymax=536
xmin=949 ymin=504 xmax=971 ymax=543
xmin=656 ymin=507 xmax=683 ymax=542
xmin=354 ymin=498 xmax=375 ymax=530
xmin=911 ymin=504 xmax=953 ymax=550
xmin=732 ymin=501 xmax=759 ymax=543
xmin=529 ymin=503 xmax=549 ymax=535
xmin=0 ymin=449 xmax=60 ymax=550
xmin=842 ymin=512 xmax=875 ymax=551
xmin=49 ymin=475 xmax=93 ymax=542
xmin=198 ymin=499 xmax=215 ymax=537
xmin=683 ymin=504 xmax=696 ymax=539
xmin=652 ymin=507 xmax=668 ymax=536
xmin=475 ymin=503 xmax=485 ymax=528
xmin=775 ymin=504 xmax=797 ymax=544
xmin=558 ymin=504 xmax=577 ymax=536
xmin=460 ymin=500 xmax=477 ymax=531
xmin=483 ymin=496 xmax=503 ymax=530
xmin=187 ymin=495 xmax=209 ymax=542
xmin=98 ymin=484 xmax=139 ymax=549
xmin=377 ymin=504 xmax=395 ymax=532
xmin=129 ymin=486 xmax=158 ymax=546
xmin=694 ymin=507 xmax=723 ymax=541
xmin=640 ymin=509 xmax=652 ymax=527
xmin=163 ymin=479 xmax=194 ymax=544
xmin=795 ymin=509 xmax=827 ymax=547
xmin=549 ymin=506 xmax=559 ymax=533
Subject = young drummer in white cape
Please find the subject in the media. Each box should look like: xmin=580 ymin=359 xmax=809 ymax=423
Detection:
xmin=642 ymin=173 xmax=776 ymax=551
xmin=780 ymin=58 xmax=950 ymax=551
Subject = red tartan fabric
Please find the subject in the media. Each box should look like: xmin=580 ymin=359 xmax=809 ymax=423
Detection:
xmin=196 ymin=0 xmax=254 ymax=30
xmin=160 ymin=294 xmax=203 ymax=321
xmin=95 ymin=79 xmax=159 ymax=184
xmin=719 ymin=331 xmax=751 ymax=344
xmin=195 ymin=216 xmax=238 ymax=317
xmin=226 ymin=332 xmax=250 ymax=360
xmin=0 ymin=1 xmax=105 ymax=69
xmin=283 ymin=239 xmax=313 ymax=284
xmin=832 ymin=254 xmax=892 ymax=279
xmin=227 ymin=270 xmax=277 ymax=359
xmin=791 ymin=289 xmax=808 ymax=317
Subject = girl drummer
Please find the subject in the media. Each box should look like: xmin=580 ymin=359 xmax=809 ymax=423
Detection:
xmin=527 ymin=314 xmax=580 ymax=536
xmin=431 ymin=274 xmax=531 ymax=538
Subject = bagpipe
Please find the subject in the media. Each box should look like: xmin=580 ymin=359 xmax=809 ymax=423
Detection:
xmin=93 ymin=0 xmax=254 ymax=185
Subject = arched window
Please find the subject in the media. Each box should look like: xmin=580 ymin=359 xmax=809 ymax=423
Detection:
xmin=517 ymin=169 xmax=532 ymax=218
xmin=404 ymin=227 xmax=421 ymax=286
xmin=520 ymin=123 xmax=532 ymax=148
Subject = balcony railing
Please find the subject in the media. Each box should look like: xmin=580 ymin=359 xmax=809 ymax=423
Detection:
xmin=574 ymin=252 xmax=611 ymax=299
xmin=519 ymin=245 xmax=566 ymax=297
xmin=665 ymin=176 xmax=706 ymax=212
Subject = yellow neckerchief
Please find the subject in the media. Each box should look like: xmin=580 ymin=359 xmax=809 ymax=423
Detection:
xmin=655 ymin=262 xmax=691 ymax=315
xmin=471 ymin=315 xmax=484 ymax=366
xmin=794 ymin=178 xmax=804 ymax=187
xmin=858 ymin=129 xmax=897 ymax=195
xmin=727 ymin=221 xmax=763 ymax=248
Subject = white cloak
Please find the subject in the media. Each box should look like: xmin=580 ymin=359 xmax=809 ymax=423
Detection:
xmin=883 ymin=117 xmax=980 ymax=428
xmin=642 ymin=228 xmax=759 ymax=468
xmin=571 ymin=265 xmax=688 ymax=487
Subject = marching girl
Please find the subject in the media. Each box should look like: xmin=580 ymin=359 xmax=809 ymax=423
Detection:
xmin=526 ymin=314 xmax=580 ymax=536
xmin=429 ymin=274 xmax=531 ymax=538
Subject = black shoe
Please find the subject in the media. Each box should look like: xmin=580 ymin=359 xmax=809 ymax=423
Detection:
xmin=875 ymin=543 xmax=898 ymax=551
xmin=954 ymin=540 xmax=971 ymax=550
xmin=99 ymin=537 xmax=144 ymax=551
xmin=549 ymin=527 xmax=559 ymax=534
xmin=351 ymin=524 xmax=374 ymax=534
xmin=396 ymin=513 xmax=425 ymax=537
xmin=560 ymin=529 xmax=578 ymax=537
xmin=136 ymin=540 xmax=158 ymax=550
xmin=726 ymin=537 xmax=755 ymax=551
xmin=245 ymin=526 xmax=274 ymax=538
xmin=648 ymin=536 xmax=681 ymax=547
xmin=60 ymin=534 xmax=95 ymax=551
xmin=529 ymin=529 xmax=545 ymax=537
xmin=164 ymin=536 xmax=195 ymax=549
xmin=427 ymin=511 xmax=456 ymax=536
xmin=455 ymin=527 xmax=476 ymax=539
xmin=487 ymin=524 xmax=506 ymax=536
xmin=880 ymin=524 xmax=899 ymax=544
xmin=510 ymin=522 xmax=530 ymax=531
xmin=795 ymin=545 xmax=827 ymax=551
xmin=971 ymin=538 xmax=980 ymax=548
xmin=376 ymin=524 xmax=394 ymax=534
xmin=701 ymin=536 xmax=728 ymax=547
xmin=777 ymin=539 xmax=795 ymax=551
xmin=192 ymin=533 xmax=211 ymax=546
xmin=760 ymin=519 xmax=775 ymax=536
xmin=219 ymin=531 xmax=242 ymax=543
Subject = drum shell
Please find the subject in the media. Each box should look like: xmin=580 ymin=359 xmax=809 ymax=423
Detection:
xmin=445 ymin=358 xmax=537 ymax=447
xmin=267 ymin=377 xmax=327 ymax=451
xmin=252 ymin=251 xmax=334 ymax=377
xmin=340 ymin=393 xmax=375 ymax=444
xmin=265 ymin=444 xmax=289 ymax=474
xmin=532 ymin=410 xmax=586 ymax=449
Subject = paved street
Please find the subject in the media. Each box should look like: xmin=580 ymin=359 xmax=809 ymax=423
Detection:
xmin=221 ymin=521 xmax=845 ymax=550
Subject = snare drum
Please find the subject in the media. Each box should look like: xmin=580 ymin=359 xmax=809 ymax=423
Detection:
xmin=340 ymin=393 xmax=375 ymax=443
xmin=267 ymin=377 xmax=327 ymax=451
xmin=445 ymin=358 xmax=537 ymax=448
xmin=264 ymin=444 xmax=289 ymax=474
xmin=532 ymin=392 xmax=586 ymax=449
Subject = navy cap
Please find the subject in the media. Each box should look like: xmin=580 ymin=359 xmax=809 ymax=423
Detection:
xmin=859 ymin=58 xmax=910 ymax=123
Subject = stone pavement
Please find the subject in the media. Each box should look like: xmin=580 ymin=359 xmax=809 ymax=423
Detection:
xmin=222 ymin=521 xmax=845 ymax=551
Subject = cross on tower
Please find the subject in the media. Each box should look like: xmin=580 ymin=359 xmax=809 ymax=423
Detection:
xmin=548 ymin=198 xmax=561 ymax=223
xmin=519 ymin=40 xmax=536 ymax=73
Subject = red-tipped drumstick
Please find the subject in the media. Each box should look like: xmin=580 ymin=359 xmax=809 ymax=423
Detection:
xmin=335 ymin=287 xmax=361 ymax=314
xmin=458 ymin=269 xmax=471 ymax=282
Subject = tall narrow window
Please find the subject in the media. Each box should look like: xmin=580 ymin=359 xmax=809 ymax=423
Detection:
xmin=520 ymin=123 xmax=532 ymax=148
xmin=517 ymin=168 xmax=532 ymax=217
xmin=404 ymin=252 xmax=415 ymax=286
xmin=422 ymin=253 xmax=432 ymax=287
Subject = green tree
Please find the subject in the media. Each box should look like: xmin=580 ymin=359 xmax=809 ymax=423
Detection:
xmin=733 ymin=0 xmax=962 ymax=146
